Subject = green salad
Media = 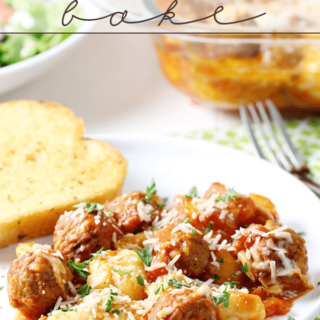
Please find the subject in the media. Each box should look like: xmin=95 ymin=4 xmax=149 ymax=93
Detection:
xmin=0 ymin=0 xmax=82 ymax=68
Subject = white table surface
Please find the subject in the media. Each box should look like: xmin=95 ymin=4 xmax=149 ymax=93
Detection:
xmin=0 ymin=20 xmax=241 ymax=135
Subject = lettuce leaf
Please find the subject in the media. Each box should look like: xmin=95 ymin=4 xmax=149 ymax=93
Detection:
xmin=0 ymin=0 xmax=82 ymax=67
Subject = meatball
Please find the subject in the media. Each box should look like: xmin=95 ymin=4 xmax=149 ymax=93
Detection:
xmin=7 ymin=250 xmax=73 ymax=319
xmin=204 ymin=182 xmax=279 ymax=227
xmin=172 ymin=195 xmax=238 ymax=242
xmin=53 ymin=206 xmax=121 ymax=263
xmin=149 ymin=289 xmax=216 ymax=320
xmin=232 ymin=221 xmax=311 ymax=295
xmin=105 ymin=191 xmax=166 ymax=234
xmin=148 ymin=223 xmax=210 ymax=281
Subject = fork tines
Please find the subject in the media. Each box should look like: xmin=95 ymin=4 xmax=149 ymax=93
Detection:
xmin=240 ymin=100 xmax=308 ymax=174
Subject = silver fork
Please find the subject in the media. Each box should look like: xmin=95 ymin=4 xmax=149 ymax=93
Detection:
xmin=240 ymin=100 xmax=320 ymax=196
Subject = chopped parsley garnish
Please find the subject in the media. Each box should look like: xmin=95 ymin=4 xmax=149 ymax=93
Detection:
xmin=136 ymin=275 xmax=144 ymax=286
xmin=68 ymin=247 xmax=104 ymax=280
xmin=244 ymin=225 xmax=250 ymax=228
xmin=91 ymin=247 xmax=106 ymax=258
xmin=240 ymin=262 xmax=248 ymax=273
xmin=154 ymin=284 xmax=164 ymax=295
xmin=112 ymin=269 xmax=132 ymax=276
xmin=213 ymin=285 xmax=231 ymax=308
xmin=0 ymin=287 xmax=3 ymax=291
xmin=134 ymin=246 xmax=153 ymax=267
xmin=215 ymin=189 xmax=238 ymax=203
xmin=73 ymin=202 xmax=105 ymax=215
xmin=191 ymin=228 xmax=197 ymax=236
xmin=224 ymin=281 xmax=239 ymax=288
xmin=167 ymin=278 xmax=192 ymax=289
xmin=298 ymin=232 xmax=305 ymax=237
xmin=77 ymin=284 xmax=91 ymax=298
xmin=105 ymin=295 xmax=114 ymax=312
xmin=162 ymin=197 xmax=168 ymax=203
xmin=280 ymin=308 xmax=283 ymax=312
xmin=158 ymin=204 xmax=165 ymax=209
xmin=61 ymin=308 xmax=77 ymax=312
xmin=231 ymin=271 xmax=236 ymax=279
xmin=107 ymin=210 xmax=113 ymax=217
xmin=180 ymin=218 xmax=189 ymax=224
xmin=212 ymin=274 xmax=220 ymax=281
xmin=105 ymin=289 xmax=118 ymax=312
xmin=113 ymin=309 xmax=121 ymax=315
xmin=204 ymin=221 xmax=214 ymax=235
xmin=184 ymin=186 xmax=198 ymax=198
xmin=68 ymin=260 xmax=91 ymax=281
xmin=110 ymin=289 xmax=118 ymax=296
xmin=288 ymin=317 xmax=295 ymax=320
xmin=145 ymin=179 xmax=157 ymax=203
xmin=218 ymin=258 xmax=224 ymax=263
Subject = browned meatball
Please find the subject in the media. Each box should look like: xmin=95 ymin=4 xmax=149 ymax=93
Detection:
xmin=7 ymin=250 xmax=73 ymax=320
xmin=204 ymin=182 xmax=279 ymax=227
xmin=232 ymin=221 xmax=311 ymax=295
xmin=105 ymin=191 xmax=166 ymax=234
xmin=148 ymin=290 xmax=216 ymax=320
xmin=172 ymin=196 xmax=238 ymax=242
xmin=53 ymin=207 xmax=121 ymax=264
xmin=148 ymin=223 xmax=210 ymax=281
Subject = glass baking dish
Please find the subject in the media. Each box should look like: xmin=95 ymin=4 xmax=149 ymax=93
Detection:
xmin=153 ymin=34 xmax=320 ymax=109
xmin=93 ymin=0 xmax=320 ymax=109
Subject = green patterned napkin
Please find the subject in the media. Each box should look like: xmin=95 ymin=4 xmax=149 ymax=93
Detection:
xmin=171 ymin=117 xmax=320 ymax=183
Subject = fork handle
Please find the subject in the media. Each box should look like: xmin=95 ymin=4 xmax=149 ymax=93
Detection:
xmin=294 ymin=174 xmax=320 ymax=196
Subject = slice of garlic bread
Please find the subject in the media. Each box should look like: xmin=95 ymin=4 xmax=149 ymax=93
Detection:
xmin=0 ymin=100 xmax=127 ymax=248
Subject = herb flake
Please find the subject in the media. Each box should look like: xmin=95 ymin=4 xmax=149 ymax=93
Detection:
xmin=68 ymin=247 xmax=104 ymax=280
xmin=240 ymin=262 xmax=248 ymax=273
xmin=76 ymin=284 xmax=91 ymax=298
xmin=224 ymin=281 xmax=239 ymax=289
xmin=136 ymin=275 xmax=144 ymax=286
xmin=167 ymin=278 xmax=191 ymax=289
xmin=145 ymin=179 xmax=157 ymax=203
xmin=112 ymin=269 xmax=132 ymax=276
xmin=215 ymin=189 xmax=238 ymax=203
xmin=155 ymin=284 xmax=164 ymax=295
xmin=213 ymin=285 xmax=231 ymax=308
xmin=73 ymin=202 xmax=105 ymax=215
xmin=134 ymin=246 xmax=153 ymax=267
xmin=204 ymin=221 xmax=213 ymax=235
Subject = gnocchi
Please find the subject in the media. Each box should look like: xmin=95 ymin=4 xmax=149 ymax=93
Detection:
xmin=7 ymin=183 xmax=313 ymax=320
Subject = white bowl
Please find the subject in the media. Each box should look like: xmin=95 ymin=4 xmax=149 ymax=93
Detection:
xmin=0 ymin=0 xmax=100 ymax=95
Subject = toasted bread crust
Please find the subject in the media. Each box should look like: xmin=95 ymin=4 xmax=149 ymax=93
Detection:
xmin=0 ymin=100 xmax=127 ymax=248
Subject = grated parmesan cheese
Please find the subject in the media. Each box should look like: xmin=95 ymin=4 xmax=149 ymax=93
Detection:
xmin=137 ymin=202 xmax=154 ymax=223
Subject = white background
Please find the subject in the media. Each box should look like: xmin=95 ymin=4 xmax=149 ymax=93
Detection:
xmin=0 ymin=20 xmax=241 ymax=135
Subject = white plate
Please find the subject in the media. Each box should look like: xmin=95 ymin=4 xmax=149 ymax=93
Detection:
xmin=0 ymin=0 xmax=100 ymax=95
xmin=1 ymin=133 xmax=320 ymax=319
